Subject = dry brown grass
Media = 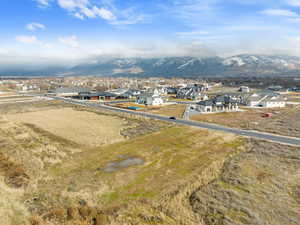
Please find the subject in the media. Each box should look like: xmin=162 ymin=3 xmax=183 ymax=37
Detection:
xmin=190 ymin=140 xmax=300 ymax=225
xmin=24 ymin=126 xmax=241 ymax=225
xmin=191 ymin=105 xmax=300 ymax=137
xmin=0 ymin=153 xmax=29 ymax=188
xmin=113 ymin=102 xmax=147 ymax=109
xmin=142 ymin=104 xmax=187 ymax=118
xmin=0 ymin=101 xmax=170 ymax=225
xmin=6 ymin=108 xmax=128 ymax=147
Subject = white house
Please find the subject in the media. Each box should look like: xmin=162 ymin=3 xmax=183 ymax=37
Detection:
xmin=246 ymin=92 xmax=286 ymax=108
xmin=136 ymin=89 xmax=164 ymax=106
xmin=239 ymin=86 xmax=250 ymax=93
xmin=194 ymin=95 xmax=239 ymax=113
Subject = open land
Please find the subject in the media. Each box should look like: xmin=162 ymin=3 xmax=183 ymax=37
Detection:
xmin=111 ymin=102 xmax=187 ymax=118
xmin=141 ymin=104 xmax=187 ymax=118
xmin=0 ymin=101 xmax=299 ymax=225
xmin=0 ymin=93 xmax=39 ymax=104
xmin=191 ymin=105 xmax=300 ymax=138
xmin=6 ymin=108 xmax=128 ymax=147
xmin=284 ymin=92 xmax=300 ymax=103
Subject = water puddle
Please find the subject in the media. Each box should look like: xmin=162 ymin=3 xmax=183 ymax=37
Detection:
xmin=104 ymin=155 xmax=144 ymax=172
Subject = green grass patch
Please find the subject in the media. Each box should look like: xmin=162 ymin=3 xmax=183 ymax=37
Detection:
xmin=41 ymin=126 xmax=243 ymax=210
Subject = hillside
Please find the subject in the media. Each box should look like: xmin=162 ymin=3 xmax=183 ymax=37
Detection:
xmin=2 ymin=54 xmax=300 ymax=77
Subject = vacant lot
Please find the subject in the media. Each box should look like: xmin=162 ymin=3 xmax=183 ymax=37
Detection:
xmin=112 ymin=102 xmax=187 ymax=118
xmin=284 ymin=92 xmax=300 ymax=103
xmin=142 ymin=104 xmax=187 ymax=118
xmin=191 ymin=140 xmax=300 ymax=225
xmin=1 ymin=100 xmax=299 ymax=225
xmin=7 ymin=108 xmax=128 ymax=147
xmin=25 ymin=126 xmax=241 ymax=225
xmin=191 ymin=105 xmax=300 ymax=138
xmin=0 ymin=101 xmax=169 ymax=225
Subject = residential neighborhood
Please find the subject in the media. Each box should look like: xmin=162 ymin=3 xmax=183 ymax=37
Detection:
xmin=2 ymin=0 xmax=300 ymax=224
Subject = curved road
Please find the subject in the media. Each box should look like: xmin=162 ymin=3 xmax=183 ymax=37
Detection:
xmin=53 ymin=96 xmax=300 ymax=147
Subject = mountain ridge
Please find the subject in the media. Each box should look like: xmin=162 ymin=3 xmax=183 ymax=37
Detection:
xmin=2 ymin=54 xmax=300 ymax=77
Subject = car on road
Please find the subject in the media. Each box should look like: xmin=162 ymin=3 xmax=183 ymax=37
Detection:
xmin=169 ymin=116 xmax=176 ymax=120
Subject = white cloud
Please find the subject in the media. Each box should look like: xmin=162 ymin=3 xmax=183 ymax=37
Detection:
xmin=286 ymin=0 xmax=300 ymax=6
xmin=58 ymin=35 xmax=80 ymax=48
xmin=16 ymin=35 xmax=38 ymax=44
xmin=74 ymin=12 xmax=85 ymax=19
xmin=176 ymin=31 xmax=210 ymax=38
xmin=15 ymin=35 xmax=53 ymax=49
xmin=93 ymin=6 xmax=116 ymax=20
xmin=34 ymin=0 xmax=145 ymax=25
xmin=26 ymin=23 xmax=46 ymax=31
xmin=261 ymin=9 xmax=299 ymax=17
xmin=57 ymin=0 xmax=116 ymax=20
xmin=36 ymin=0 xmax=52 ymax=7
xmin=57 ymin=0 xmax=88 ymax=10
xmin=109 ymin=7 xmax=147 ymax=25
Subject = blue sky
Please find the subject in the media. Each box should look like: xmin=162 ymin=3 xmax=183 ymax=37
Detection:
xmin=1 ymin=0 xmax=300 ymax=66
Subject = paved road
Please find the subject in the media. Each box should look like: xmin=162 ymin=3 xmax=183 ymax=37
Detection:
xmin=50 ymin=96 xmax=300 ymax=147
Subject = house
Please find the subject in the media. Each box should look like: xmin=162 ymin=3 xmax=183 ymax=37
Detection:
xmin=267 ymin=85 xmax=283 ymax=92
xmin=246 ymin=91 xmax=286 ymax=108
xmin=239 ymin=86 xmax=250 ymax=93
xmin=176 ymin=85 xmax=207 ymax=100
xmin=195 ymin=95 xmax=239 ymax=113
xmin=136 ymin=89 xmax=164 ymax=106
xmin=290 ymin=87 xmax=300 ymax=92
xmin=53 ymin=87 xmax=91 ymax=97
xmin=76 ymin=92 xmax=102 ymax=100
xmin=167 ymin=87 xmax=179 ymax=94
xmin=121 ymin=89 xmax=141 ymax=99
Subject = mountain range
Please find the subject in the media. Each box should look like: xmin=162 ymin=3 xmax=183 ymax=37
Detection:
xmin=2 ymin=54 xmax=300 ymax=77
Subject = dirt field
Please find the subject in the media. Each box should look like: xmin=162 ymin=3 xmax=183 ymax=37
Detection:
xmin=6 ymin=108 xmax=128 ymax=147
xmin=284 ymin=92 xmax=300 ymax=103
xmin=190 ymin=140 xmax=300 ymax=225
xmin=142 ymin=103 xmax=187 ymax=118
xmin=0 ymin=101 xmax=169 ymax=225
xmin=191 ymin=105 xmax=300 ymax=138
xmin=1 ymin=100 xmax=300 ymax=225
xmin=23 ymin=126 xmax=241 ymax=225
xmin=112 ymin=102 xmax=187 ymax=118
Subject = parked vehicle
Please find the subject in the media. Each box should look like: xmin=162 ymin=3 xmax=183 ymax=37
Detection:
xmin=262 ymin=113 xmax=273 ymax=118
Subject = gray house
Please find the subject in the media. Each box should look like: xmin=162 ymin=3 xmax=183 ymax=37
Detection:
xmin=176 ymin=85 xmax=207 ymax=100
xmin=195 ymin=95 xmax=239 ymax=113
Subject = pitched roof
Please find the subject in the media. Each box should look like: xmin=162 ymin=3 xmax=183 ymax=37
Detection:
xmin=197 ymin=100 xmax=213 ymax=106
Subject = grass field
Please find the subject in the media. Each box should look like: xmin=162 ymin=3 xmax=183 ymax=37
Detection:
xmin=142 ymin=104 xmax=187 ymax=118
xmin=113 ymin=102 xmax=187 ymax=118
xmin=1 ymin=100 xmax=299 ymax=225
xmin=6 ymin=108 xmax=128 ymax=147
xmin=191 ymin=105 xmax=300 ymax=138
xmin=0 ymin=101 xmax=244 ymax=225
xmin=26 ymin=126 xmax=242 ymax=225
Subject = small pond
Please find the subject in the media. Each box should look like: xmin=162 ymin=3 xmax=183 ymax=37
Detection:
xmin=104 ymin=156 xmax=144 ymax=172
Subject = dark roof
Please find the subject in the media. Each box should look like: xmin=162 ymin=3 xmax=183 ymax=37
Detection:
xmin=197 ymin=95 xmax=238 ymax=106
xmin=214 ymin=95 xmax=238 ymax=104
xmin=78 ymin=91 xmax=119 ymax=97
xmin=78 ymin=92 xmax=100 ymax=97
xmin=197 ymin=100 xmax=213 ymax=106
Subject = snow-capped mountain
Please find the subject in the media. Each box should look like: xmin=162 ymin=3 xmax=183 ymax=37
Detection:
xmin=70 ymin=54 xmax=300 ymax=77
xmin=2 ymin=54 xmax=300 ymax=77
xmin=222 ymin=54 xmax=300 ymax=70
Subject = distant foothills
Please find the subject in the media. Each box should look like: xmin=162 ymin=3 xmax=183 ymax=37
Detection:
xmin=2 ymin=54 xmax=300 ymax=77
